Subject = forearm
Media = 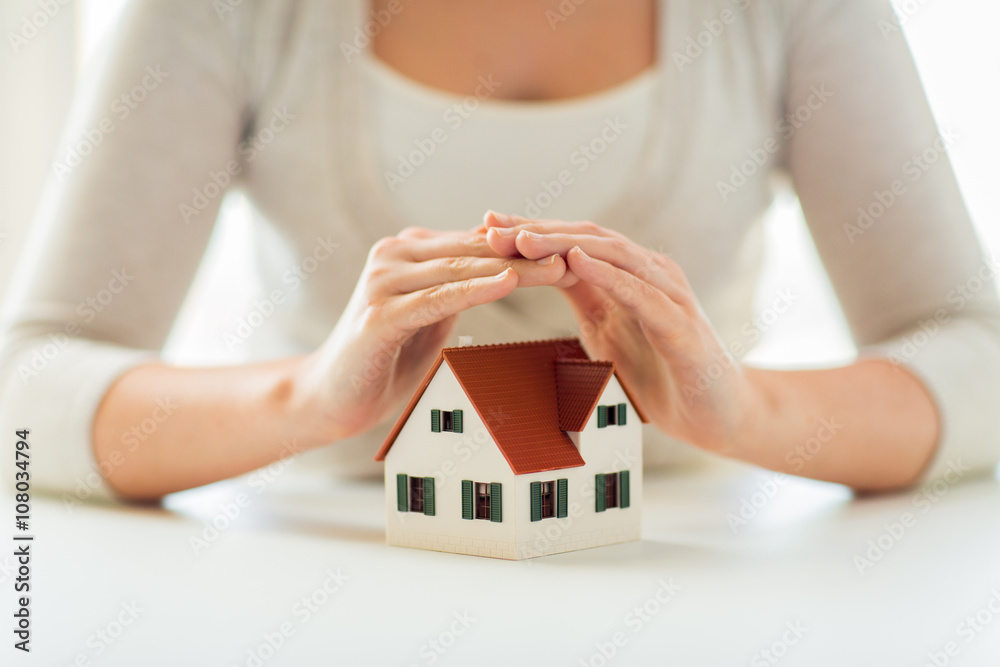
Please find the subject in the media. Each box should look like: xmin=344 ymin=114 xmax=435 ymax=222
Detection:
xmin=738 ymin=359 xmax=940 ymax=491
xmin=92 ymin=357 xmax=326 ymax=501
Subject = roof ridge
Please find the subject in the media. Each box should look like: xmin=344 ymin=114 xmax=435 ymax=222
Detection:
xmin=441 ymin=337 xmax=583 ymax=354
xmin=555 ymin=358 xmax=614 ymax=366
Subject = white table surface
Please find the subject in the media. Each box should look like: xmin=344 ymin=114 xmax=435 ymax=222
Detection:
xmin=10 ymin=458 xmax=1000 ymax=667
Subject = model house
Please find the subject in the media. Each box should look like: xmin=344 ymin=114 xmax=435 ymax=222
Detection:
xmin=375 ymin=338 xmax=645 ymax=560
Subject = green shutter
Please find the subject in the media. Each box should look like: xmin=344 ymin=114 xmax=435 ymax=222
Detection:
xmin=595 ymin=474 xmax=606 ymax=512
xmin=423 ymin=476 xmax=435 ymax=516
xmin=453 ymin=409 xmax=463 ymax=433
xmin=619 ymin=470 xmax=630 ymax=508
xmin=490 ymin=483 xmax=502 ymax=523
xmin=597 ymin=405 xmax=608 ymax=428
xmin=461 ymin=480 xmax=473 ymax=519
xmin=431 ymin=409 xmax=441 ymax=432
xmin=396 ymin=474 xmax=408 ymax=512
xmin=618 ymin=403 xmax=627 ymax=426
xmin=557 ymin=479 xmax=568 ymax=518
xmin=530 ymin=482 xmax=542 ymax=522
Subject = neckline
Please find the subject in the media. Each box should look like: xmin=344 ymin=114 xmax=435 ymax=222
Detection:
xmin=361 ymin=50 xmax=660 ymax=114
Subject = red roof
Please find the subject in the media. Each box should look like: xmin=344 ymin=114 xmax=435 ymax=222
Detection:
xmin=375 ymin=339 xmax=647 ymax=475
xmin=555 ymin=359 xmax=615 ymax=431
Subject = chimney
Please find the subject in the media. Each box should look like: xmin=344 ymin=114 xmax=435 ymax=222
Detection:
xmin=457 ymin=335 xmax=473 ymax=348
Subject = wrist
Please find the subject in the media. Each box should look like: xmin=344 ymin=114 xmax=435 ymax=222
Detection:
xmin=728 ymin=366 xmax=783 ymax=459
xmin=270 ymin=354 xmax=345 ymax=449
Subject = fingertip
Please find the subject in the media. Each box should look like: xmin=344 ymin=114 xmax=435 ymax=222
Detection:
xmin=548 ymin=253 xmax=570 ymax=282
xmin=565 ymin=246 xmax=595 ymax=276
xmin=513 ymin=229 xmax=540 ymax=249
xmin=493 ymin=266 xmax=519 ymax=293
xmin=485 ymin=210 xmax=514 ymax=227
xmin=485 ymin=227 xmax=511 ymax=253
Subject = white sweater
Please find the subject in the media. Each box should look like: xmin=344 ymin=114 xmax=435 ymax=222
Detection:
xmin=2 ymin=0 xmax=998 ymax=499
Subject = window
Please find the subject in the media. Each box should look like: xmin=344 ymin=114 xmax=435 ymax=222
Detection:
xmin=597 ymin=403 xmax=627 ymax=428
xmin=409 ymin=477 xmax=424 ymax=513
xmin=396 ymin=474 xmax=435 ymax=515
xmin=595 ymin=471 xmax=631 ymax=512
xmin=530 ymin=479 xmax=568 ymax=521
xmin=431 ymin=409 xmax=463 ymax=433
xmin=462 ymin=480 xmax=502 ymax=522
xmin=605 ymin=473 xmax=618 ymax=509
xmin=476 ymin=482 xmax=490 ymax=519
xmin=541 ymin=482 xmax=555 ymax=518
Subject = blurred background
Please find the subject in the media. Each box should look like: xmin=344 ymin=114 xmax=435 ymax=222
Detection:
xmin=1 ymin=0 xmax=998 ymax=368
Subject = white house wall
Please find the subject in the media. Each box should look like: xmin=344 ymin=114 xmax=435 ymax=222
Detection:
xmin=384 ymin=362 xmax=517 ymax=559
xmin=513 ymin=375 xmax=642 ymax=559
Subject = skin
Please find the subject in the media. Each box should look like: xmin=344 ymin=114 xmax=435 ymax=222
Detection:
xmin=92 ymin=0 xmax=939 ymax=500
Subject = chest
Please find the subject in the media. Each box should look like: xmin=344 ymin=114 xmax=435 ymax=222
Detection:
xmin=369 ymin=0 xmax=657 ymax=101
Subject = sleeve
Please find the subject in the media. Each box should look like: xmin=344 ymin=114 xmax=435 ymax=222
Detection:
xmin=0 ymin=0 xmax=249 ymax=500
xmin=779 ymin=0 xmax=1000 ymax=481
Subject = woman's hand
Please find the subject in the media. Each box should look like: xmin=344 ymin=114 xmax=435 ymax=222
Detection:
xmin=483 ymin=212 xmax=762 ymax=455
xmin=290 ymin=226 xmax=567 ymax=443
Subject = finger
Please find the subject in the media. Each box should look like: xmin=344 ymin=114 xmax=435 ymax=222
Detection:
xmin=396 ymin=226 xmax=437 ymax=240
xmin=383 ymin=254 xmax=566 ymax=293
xmin=482 ymin=228 xmax=583 ymax=287
xmin=513 ymin=231 xmax=689 ymax=301
xmin=566 ymin=247 xmax=687 ymax=342
xmin=484 ymin=218 xmax=623 ymax=257
xmin=484 ymin=211 xmax=588 ymax=230
xmin=401 ymin=231 xmax=513 ymax=262
xmin=399 ymin=226 xmax=490 ymax=241
xmin=390 ymin=268 xmax=520 ymax=332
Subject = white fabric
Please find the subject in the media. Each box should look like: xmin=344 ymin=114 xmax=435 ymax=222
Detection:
xmin=362 ymin=53 xmax=657 ymax=229
xmin=2 ymin=0 xmax=998 ymax=500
